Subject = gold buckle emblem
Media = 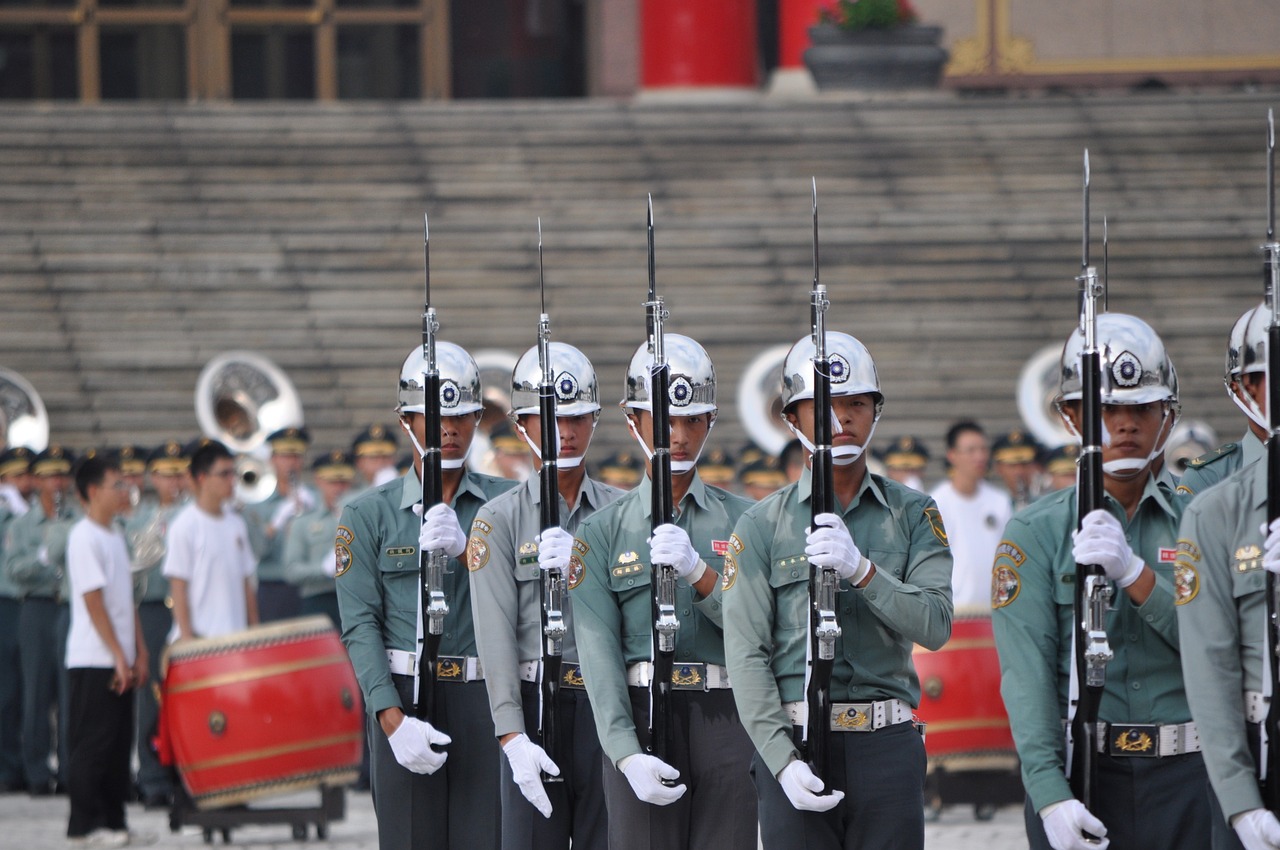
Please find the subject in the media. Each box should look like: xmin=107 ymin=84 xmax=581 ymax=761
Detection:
xmin=1112 ymin=727 xmax=1155 ymax=755
xmin=834 ymin=707 xmax=871 ymax=730
xmin=563 ymin=665 xmax=585 ymax=687
xmin=671 ymin=665 xmax=703 ymax=688
xmin=437 ymin=659 xmax=464 ymax=680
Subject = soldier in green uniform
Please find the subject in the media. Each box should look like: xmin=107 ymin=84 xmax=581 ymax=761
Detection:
xmin=1178 ymin=304 xmax=1267 ymax=498
xmin=336 ymin=343 xmax=515 ymax=850
xmin=722 ymin=332 xmax=952 ymax=850
xmin=3 ymin=445 xmax=77 ymax=796
xmin=0 ymin=446 xmax=34 ymax=793
xmin=351 ymin=425 xmax=400 ymax=491
xmin=992 ymin=429 xmax=1046 ymax=510
xmin=284 ymin=449 xmax=355 ymax=627
xmin=242 ymin=426 xmax=315 ymax=622
xmin=467 ymin=342 xmax=622 ymax=850
xmin=571 ymin=334 xmax=757 ymax=850
xmin=992 ymin=314 xmax=1210 ymax=850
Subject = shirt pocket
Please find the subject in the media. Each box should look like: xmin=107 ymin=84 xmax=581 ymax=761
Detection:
xmin=1233 ymin=568 xmax=1265 ymax=599
xmin=379 ymin=553 xmax=419 ymax=614
xmin=769 ymin=553 xmax=810 ymax=630
xmin=865 ymin=546 xmax=907 ymax=581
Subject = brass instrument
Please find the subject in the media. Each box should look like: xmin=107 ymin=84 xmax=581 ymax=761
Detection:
xmin=0 ymin=368 xmax=49 ymax=452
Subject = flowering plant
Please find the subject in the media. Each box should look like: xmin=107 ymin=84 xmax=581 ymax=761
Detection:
xmin=818 ymin=0 xmax=919 ymax=30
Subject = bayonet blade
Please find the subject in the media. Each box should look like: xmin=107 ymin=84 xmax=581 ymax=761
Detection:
xmin=1082 ymin=150 xmax=1091 ymax=272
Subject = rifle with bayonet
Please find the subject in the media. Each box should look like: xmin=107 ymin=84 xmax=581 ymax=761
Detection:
xmin=1068 ymin=151 xmax=1111 ymax=825
xmin=805 ymin=178 xmax=840 ymax=792
xmin=1261 ymin=109 xmax=1280 ymax=813
xmin=535 ymin=219 xmax=567 ymax=783
xmin=415 ymin=212 xmax=448 ymax=724
xmin=645 ymin=195 xmax=679 ymax=770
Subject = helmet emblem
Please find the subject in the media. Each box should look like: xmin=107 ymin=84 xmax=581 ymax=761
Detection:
xmin=440 ymin=380 xmax=461 ymax=409
xmin=1111 ymin=351 xmax=1142 ymax=388
xmin=669 ymin=376 xmax=693 ymax=408
xmin=555 ymin=371 xmax=579 ymax=402
xmin=828 ymin=354 xmax=851 ymax=385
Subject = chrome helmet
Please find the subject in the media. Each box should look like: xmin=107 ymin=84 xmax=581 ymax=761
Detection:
xmin=780 ymin=332 xmax=882 ymax=413
xmin=1237 ymin=302 xmax=1272 ymax=378
xmin=623 ymin=334 xmax=716 ymax=416
xmin=1058 ymin=313 xmax=1179 ymax=406
xmin=397 ymin=342 xmax=483 ymax=416
xmin=1225 ymin=305 xmax=1258 ymax=382
xmin=510 ymin=342 xmax=601 ymax=417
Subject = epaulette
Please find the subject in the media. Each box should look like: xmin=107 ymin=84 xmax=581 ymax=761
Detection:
xmin=1185 ymin=443 xmax=1239 ymax=469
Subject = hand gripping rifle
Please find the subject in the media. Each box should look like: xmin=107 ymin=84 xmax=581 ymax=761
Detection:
xmin=805 ymin=178 xmax=840 ymax=792
xmin=1261 ymin=110 xmax=1280 ymax=812
xmin=535 ymin=220 xmax=566 ymax=783
xmin=415 ymin=213 xmax=448 ymax=724
xmin=645 ymin=196 xmax=679 ymax=769
xmin=1068 ymin=152 xmax=1111 ymax=826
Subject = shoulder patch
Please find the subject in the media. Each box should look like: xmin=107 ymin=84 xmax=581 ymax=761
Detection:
xmin=1173 ymin=559 xmax=1199 ymax=605
xmin=721 ymin=548 xmax=738 ymax=591
xmin=1187 ymin=443 xmax=1239 ymax=469
xmin=994 ymin=541 xmax=1025 ymax=568
xmin=991 ymin=564 xmax=1020 ymax=609
xmin=573 ymin=538 xmax=588 ymax=555
xmin=471 ymin=519 xmax=493 ymax=536
xmin=729 ymin=533 xmax=745 ymax=555
xmin=336 ymin=526 xmax=354 ymax=545
xmin=1176 ymin=539 xmax=1200 ymax=562
xmin=1174 ymin=484 xmax=1195 ymax=496
xmin=334 ymin=543 xmax=353 ymax=578
xmin=568 ymin=553 xmax=585 ymax=589
xmin=467 ymin=535 xmax=490 ymax=572
xmin=923 ymin=506 xmax=949 ymax=547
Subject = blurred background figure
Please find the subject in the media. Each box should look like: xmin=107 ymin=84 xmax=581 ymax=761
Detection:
xmin=0 ymin=446 xmax=35 ymax=794
xmin=880 ymin=434 xmax=930 ymax=492
xmin=483 ymin=420 xmax=534 ymax=482
xmin=594 ymin=449 xmax=643 ymax=491
xmin=1042 ymin=444 xmax=1080 ymax=492
xmin=990 ymin=429 xmax=1044 ymax=511
xmin=779 ymin=438 xmax=806 ymax=485
xmin=697 ymin=446 xmax=737 ymax=491
xmin=738 ymin=453 xmax=788 ymax=501
xmin=351 ymin=424 xmax=400 ymax=490
xmin=284 ymin=449 xmax=355 ymax=627
xmin=242 ymin=427 xmax=315 ymax=623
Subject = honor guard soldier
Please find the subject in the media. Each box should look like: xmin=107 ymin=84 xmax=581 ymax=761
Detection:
xmin=1177 ymin=304 xmax=1267 ymax=498
xmin=722 ymin=333 xmax=952 ymax=850
xmin=242 ymin=426 xmax=315 ymax=622
xmin=571 ymin=335 xmax=758 ymax=850
xmin=124 ymin=440 xmax=190 ymax=809
xmin=0 ymin=446 xmax=34 ymax=793
xmin=992 ymin=429 xmax=1046 ymax=510
xmin=284 ymin=450 xmax=356 ymax=627
xmin=3 ymin=444 xmax=78 ymax=796
xmin=336 ymin=343 xmax=515 ymax=850
xmin=878 ymin=435 xmax=929 ymax=492
xmin=468 ymin=343 xmax=623 ymax=849
xmin=352 ymin=425 xmax=400 ymax=490
xmin=992 ymin=314 xmax=1211 ymax=850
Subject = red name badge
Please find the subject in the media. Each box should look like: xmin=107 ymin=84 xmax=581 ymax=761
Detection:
xmin=1158 ymin=548 xmax=1178 ymax=563
xmin=712 ymin=540 xmax=730 ymax=556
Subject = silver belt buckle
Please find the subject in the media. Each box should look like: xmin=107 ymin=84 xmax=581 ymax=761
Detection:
xmin=671 ymin=662 xmax=707 ymax=691
xmin=831 ymin=703 xmax=876 ymax=732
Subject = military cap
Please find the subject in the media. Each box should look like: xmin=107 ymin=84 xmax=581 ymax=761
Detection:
xmin=110 ymin=445 xmax=148 ymax=476
xmin=1043 ymin=443 xmax=1080 ymax=477
xmin=313 ymin=449 xmax=356 ymax=482
xmin=881 ymin=435 xmax=929 ymax=471
xmin=148 ymin=439 xmax=191 ymax=475
xmin=992 ymin=429 xmax=1041 ymax=465
xmin=0 ymin=446 xmax=34 ymax=478
xmin=266 ymin=426 xmax=310 ymax=455
xmin=351 ymin=424 xmax=398 ymax=458
xmin=182 ymin=436 xmax=218 ymax=458
xmin=739 ymin=454 xmax=788 ymax=490
xmin=32 ymin=444 xmax=75 ymax=476
xmin=737 ymin=442 xmax=768 ymax=470
xmin=596 ymin=450 xmax=643 ymax=489
xmin=698 ymin=446 xmax=736 ymax=488
xmin=489 ymin=420 xmax=527 ymax=454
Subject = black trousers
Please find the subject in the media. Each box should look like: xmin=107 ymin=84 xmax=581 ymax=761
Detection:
xmin=67 ymin=668 xmax=133 ymax=838
xmin=18 ymin=597 xmax=59 ymax=788
xmin=134 ymin=600 xmax=171 ymax=798
xmin=0 ymin=596 xmax=24 ymax=786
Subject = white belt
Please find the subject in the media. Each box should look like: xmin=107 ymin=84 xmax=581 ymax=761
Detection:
xmin=626 ymin=661 xmax=731 ymax=690
xmin=1248 ymin=690 xmax=1268 ymax=724
xmin=386 ymin=650 xmax=484 ymax=682
xmin=1094 ymin=721 xmax=1200 ymax=757
xmin=783 ymin=699 xmax=914 ymax=732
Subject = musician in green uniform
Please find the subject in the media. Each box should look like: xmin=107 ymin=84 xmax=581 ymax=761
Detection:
xmin=242 ymin=426 xmax=315 ymax=622
xmin=722 ymin=332 xmax=952 ymax=850
xmin=336 ymin=343 xmax=515 ymax=850
xmin=992 ymin=314 xmax=1210 ymax=850
xmin=0 ymin=446 xmax=35 ymax=793
xmin=284 ymin=449 xmax=355 ymax=627
xmin=571 ymin=334 xmax=757 ymax=850
xmin=468 ymin=342 xmax=622 ymax=849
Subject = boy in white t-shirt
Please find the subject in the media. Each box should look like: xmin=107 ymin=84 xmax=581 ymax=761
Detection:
xmin=163 ymin=441 xmax=258 ymax=643
xmin=65 ymin=454 xmax=151 ymax=845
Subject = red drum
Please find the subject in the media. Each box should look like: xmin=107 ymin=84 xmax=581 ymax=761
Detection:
xmin=161 ymin=616 xmax=363 ymax=809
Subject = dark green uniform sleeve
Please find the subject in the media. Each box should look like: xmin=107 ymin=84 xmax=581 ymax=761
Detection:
xmin=334 ymin=499 xmax=401 ymax=717
xmin=857 ymin=499 xmax=952 ymax=651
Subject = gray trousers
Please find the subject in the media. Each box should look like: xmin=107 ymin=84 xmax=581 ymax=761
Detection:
xmin=134 ymin=601 xmax=171 ymax=797
xmin=257 ymin=579 xmax=301 ymax=623
xmin=369 ymin=674 xmax=500 ymax=850
xmin=18 ymin=597 xmax=60 ymax=789
xmin=601 ymin=687 xmax=757 ymax=850
xmin=754 ymin=721 xmax=926 ymax=850
xmin=1021 ymin=751 xmax=1213 ymax=850
xmin=501 ymin=681 xmax=607 ymax=850
xmin=0 ymin=596 xmax=23 ymax=786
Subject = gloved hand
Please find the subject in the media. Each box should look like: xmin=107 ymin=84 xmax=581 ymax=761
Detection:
xmin=619 ymin=754 xmax=686 ymax=806
xmin=387 ymin=716 xmax=451 ymax=775
xmin=537 ymin=527 xmax=574 ymax=574
xmin=650 ymin=524 xmax=704 ymax=582
xmin=270 ymin=499 xmax=300 ymax=533
xmin=1073 ymin=510 xmax=1144 ymax=588
xmin=415 ymin=503 xmax=467 ymax=558
xmin=1234 ymin=808 xmax=1280 ymax=850
xmin=777 ymin=760 xmax=844 ymax=812
xmin=1040 ymin=799 xmax=1110 ymax=850
xmin=295 ymin=487 xmax=316 ymax=511
xmin=1262 ymin=519 xmax=1280 ymax=575
xmin=502 ymin=733 xmax=559 ymax=818
xmin=806 ymin=513 xmax=870 ymax=584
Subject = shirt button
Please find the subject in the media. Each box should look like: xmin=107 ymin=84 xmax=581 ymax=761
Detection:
xmin=843 ymin=607 xmax=852 ymax=614
xmin=791 ymin=570 xmax=799 ymax=578
xmin=445 ymin=632 xmax=452 ymax=638
xmin=1127 ymin=634 xmax=1138 ymax=643
xmin=627 ymin=579 xmax=634 ymax=586
xmin=1131 ymin=681 xmax=1141 ymax=690
xmin=682 ymin=609 xmax=691 ymax=616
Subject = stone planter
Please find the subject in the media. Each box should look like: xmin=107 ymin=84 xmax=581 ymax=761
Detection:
xmin=803 ymin=23 xmax=948 ymax=90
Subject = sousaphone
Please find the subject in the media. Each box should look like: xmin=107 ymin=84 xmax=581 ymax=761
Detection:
xmin=0 ymin=368 xmax=49 ymax=452
xmin=736 ymin=344 xmax=793 ymax=457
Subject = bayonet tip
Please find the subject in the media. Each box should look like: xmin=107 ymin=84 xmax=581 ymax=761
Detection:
xmin=1270 ymin=109 xmax=1275 ymax=150
xmin=811 ymin=176 xmax=817 ymax=209
xmin=537 ymin=216 xmax=542 ymax=245
xmin=423 ymin=212 xmax=429 ymax=238
xmin=1083 ymin=149 xmax=1090 ymax=186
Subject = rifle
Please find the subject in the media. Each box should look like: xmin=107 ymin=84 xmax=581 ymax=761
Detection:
xmin=415 ymin=212 xmax=448 ymax=724
xmin=1067 ymin=151 xmax=1111 ymax=823
xmin=535 ymin=219 xmax=566 ymax=783
xmin=805 ymin=178 xmax=840 ymax=791
xmin=645 ymin=195 xmax=679 ymax=769
xmin=1261 ymin=109 xmax=1280 ymax=812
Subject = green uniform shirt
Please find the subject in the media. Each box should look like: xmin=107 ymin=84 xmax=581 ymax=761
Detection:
xmin=468 ymin=473 xmax=623 ymax=738
xmin=3 ymin=499 xmax=77 ymax=600
xmin=571 ymin=472 xmax=751 ymax=766
xmin=284 ymin=502 xmax=345 ymax=599
xmin=1176 ymin=459 xmax=1270 ymax=821
xmin=0 ymin=503 xmax=22 ymax=599
xmin=722 ymin=467 xmax=954 ymax=777
xmin=991 ymin=476 xmax=1188 ymax=813
xmin=243 ymin=486 xmax=317 ymax=583
xmin=124 ymin=499 xmax=184 ymax=603
xmin=1175 ymin=432 xmax=1264 ymax=497
xmin=335 ymin=470 xmax=514 ymax=717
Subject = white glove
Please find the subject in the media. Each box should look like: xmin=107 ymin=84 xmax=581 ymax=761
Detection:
xmin=1234 ymin=808 xmax=1280 ymax=850
xmin=777 ymin=760 xmax=844 ymax=812
xmin=295 ymin=487 xmax=316 ymax=511
xmin=502 ymin=733 xmax=559 ymax=818
xmin=387 ymin=716 xmax=451 ymax=775
xmin=270 ymin=499 xmax=299 ymax=533
xmin=650 ymin=524 xmax=704 ymax=582
xmin=36 ymin=544 xmax=51 ymax=567
xmin=618 ymin=754 xmax=686 ymax=806
xmin=537 ymin=527 xmax=573 ymax=574
xmin=805 ymin=513 xmax=870 ymax=584
xmin=415 ymin=503 xmax=467 ymax=558
xmin=321 ymin=549 xmax=338 ymax=578
xmin=1073 ymin=510 xmax=1144 ymax=588
xmin=1262 ymin=519 xmax=1280 ymax=575
xmin=1040 ymin=799 xmax=1109 ymax=850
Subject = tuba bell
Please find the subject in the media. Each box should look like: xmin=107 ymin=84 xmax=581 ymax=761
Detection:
xmin=0 ymin=368 xmax=49 ymax=452
xmin=736 ymin=344 xmax=794 ymax=457
xmin=469 ymin=349 xmax=519 ymax=475
xmin=1016 ymin=343 xmax=1073 ymax=449
xmin=195 ymin=352 xmax=303 ymax=503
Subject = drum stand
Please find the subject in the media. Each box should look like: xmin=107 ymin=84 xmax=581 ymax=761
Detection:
xmin=167 ymin=777 xmax=347 ymax=844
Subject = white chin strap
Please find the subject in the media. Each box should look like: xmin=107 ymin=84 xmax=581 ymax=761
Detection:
xmin=512 ymin=418 xmax=596 ymax=470
xmin=624 ymin=413 xmax=714 ymax=474
xmin=1229 ymin=379 xmax=1269 ymax=433
xmin=785 ymin=408 xmax=878 ymax=466
xmin=1061 ymin=407 xmax=1175 ymax=480
xmin=399 ymin=417 xmax=472 ymax=471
